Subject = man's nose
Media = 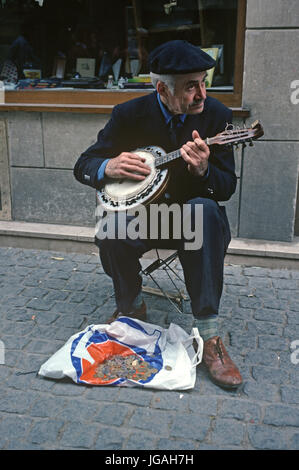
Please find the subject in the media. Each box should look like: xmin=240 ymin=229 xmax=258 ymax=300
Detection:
xmin=195 ymin=84 xmax=206 ymax=100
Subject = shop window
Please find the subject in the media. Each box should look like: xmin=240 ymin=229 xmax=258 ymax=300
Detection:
xmin=0 ymin=0 xmax=246 ymax=109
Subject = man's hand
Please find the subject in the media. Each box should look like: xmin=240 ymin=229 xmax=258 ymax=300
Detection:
xmin=105 ymin=152 xmax=151 ymax=181
xmin=180 ymin=130 xmax=210 ymax=177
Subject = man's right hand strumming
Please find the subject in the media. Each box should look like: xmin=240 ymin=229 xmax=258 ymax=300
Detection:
xmin=105 ymin=152 xmax=151 ymax=181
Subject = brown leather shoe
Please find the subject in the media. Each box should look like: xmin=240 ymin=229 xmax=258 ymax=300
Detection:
xmin=106 ymin=301 xmax=147 ymax=324
xmin=203 ymin=336 xmax=243 ymax=389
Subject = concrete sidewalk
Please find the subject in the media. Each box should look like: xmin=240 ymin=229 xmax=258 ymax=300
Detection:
xmin=0 ymin=246 xmax=298 ymax=450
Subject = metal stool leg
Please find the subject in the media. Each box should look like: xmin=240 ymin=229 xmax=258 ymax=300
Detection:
xmin=141 ymin=249 xmax=190 ymax=314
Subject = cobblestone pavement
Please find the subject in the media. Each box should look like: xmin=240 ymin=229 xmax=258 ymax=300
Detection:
xmin=0 ymin=246 xmax=299 ymax=450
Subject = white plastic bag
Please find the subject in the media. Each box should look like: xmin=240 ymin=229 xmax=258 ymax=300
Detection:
xmin=38 ymin=317 xmax=203 ymax=391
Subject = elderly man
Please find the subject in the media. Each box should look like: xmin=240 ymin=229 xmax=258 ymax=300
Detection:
xmin=74 ymin=40 xmax=242 ymax=389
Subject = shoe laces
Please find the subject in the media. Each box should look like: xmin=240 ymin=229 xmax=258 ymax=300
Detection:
xmin=215 ymin=337 xmax=225 ymax=365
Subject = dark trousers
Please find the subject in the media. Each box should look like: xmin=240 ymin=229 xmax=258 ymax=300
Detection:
xmin=97 ymin=197 xmax=231 ymax=318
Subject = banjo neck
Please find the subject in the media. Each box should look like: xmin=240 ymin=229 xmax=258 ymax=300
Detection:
xmin=154 ymin=137 xmax=215 ymax=169
xmin=154 ymin=120 xmax=264 ymax=169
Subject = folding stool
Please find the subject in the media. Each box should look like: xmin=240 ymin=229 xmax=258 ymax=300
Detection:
xmin=141 ymin=248 xmax=190 ymax=314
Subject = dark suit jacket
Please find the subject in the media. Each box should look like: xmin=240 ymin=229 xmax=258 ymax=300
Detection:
xmin=73 ymin=91 xmax=237 ymax=203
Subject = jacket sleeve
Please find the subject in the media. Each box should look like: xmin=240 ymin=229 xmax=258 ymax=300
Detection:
xmin=73 ymin=104 xmax=128 ymax=190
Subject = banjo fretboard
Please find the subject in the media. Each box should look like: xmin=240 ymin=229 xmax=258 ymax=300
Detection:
xmin=154 ymin=138 xmax=215 ymax=168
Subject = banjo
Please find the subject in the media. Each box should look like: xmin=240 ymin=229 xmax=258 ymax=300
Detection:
xmin=97 ymin=120 xmax=264 ymax=211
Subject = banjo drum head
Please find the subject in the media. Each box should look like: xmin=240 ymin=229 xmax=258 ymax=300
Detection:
xmin=105 ymin=150 xmax=156 ymax=200
xmin=98 ymin=147 xmax=168 ymax=210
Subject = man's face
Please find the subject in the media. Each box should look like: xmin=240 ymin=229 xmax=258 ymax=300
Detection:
xmin=161 ymin=71 xmax=208 ymax=115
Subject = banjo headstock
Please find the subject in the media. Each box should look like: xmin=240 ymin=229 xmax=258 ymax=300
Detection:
xmin=210 ymin=120 xmax=264 ymax=147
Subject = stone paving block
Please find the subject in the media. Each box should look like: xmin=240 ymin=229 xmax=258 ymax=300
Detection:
xmin=170 ymin=413 xmax=211 ymax=442
xmin=278 ymin=289 xmax=299 ymax=301
xmin=243 ymin=267 xmax=270 ymax=277
xmin=253 ymin=308 xmax=286 ymax=324
xmin=209 ymin=418 xmax=245 ymax=446
xmin=286 ymin=311 xmax=299 ymax=325
xmin=1 ymin=319 xmax=34 ymax=337
xmin=252 ymin=365 xmax=289 ymax=385
xmin=117 ymin=387 xmax=154 ymax=407
xmin=228 ymin=307 xmax=253 ymax=321
xmin=239 ymin=296 xmax=263 ymax=309
xmin=59 ymin=421 xmax=100 ymax=448
xmin=124 ymin=431 xmax=158 ymax=450
xmin=289 ymin=300 xmax=299 ymax=312
xmin=188 ymin=395 xmax=218 ymax=416
xmin=243 ymin=381 xmax=280 ymax=402
xmin=281 ymin=385 xmax=299 ymax=405
xmin=263 ymin=404 xmax=299 ymax=427
xmin=224 ymin=274 xmax=248 ymax=286
xmin=129 ymin=408 xmax=173 ymax=437
xmin=248 ymin=277 xmax=272 ymax=289
xmin=52 ymin=313 xmax=85 ymax=329
xmin=290 ymin=433 xmax=299 ymax=450
xmin=278 ymin=351 xmax=299 ymax=371
xmin=218 ymin=398 xmax=261 ymax=423
xmin=1 ymin=334 xmax=31 ymax=352
xmin=19 ymin=287 xmax=49 ymax=298
xmin=94 ymin=426 xmax=126 ymax=450
xmin=229 ymin=331 xmax=257 ymax=350
xmin=0 ymin=389 xmax=39 ymax=414
xmin=43 ymin=290 xmax=70 ymax=302
xmin=262 ymin=298 xmax=289 ymax=311
xmin=247 ymin=424 xmax=290 ymax=450
xmin=50 ymin=380 xmax=86 ymax=397
xmin=151 ymin=391 xmax=189 ymax=412
xmin=28 ymin=419 xmax=64 ymax=446
xmin=55 ymin=397 xmax=102 ymax=423
xmin=30 ymin=311 xmax=60 ymax=326
xmin=247 ymin=320 xmax=284 ymax=337
xmin=95 ymin=403 xmax=131 ymax=426
xmin=17 ymin=352 xmax=52 ymax=372
xmin=4 ymin=371 xmax=36 ymax=390
xmin=284 ymin=324 xmax=299 ymax=339
xmin=29 ymin=395 xmax=67 ymax=418
xmin=272 ymin=278 xmax=298 ymax=290
xmin=26 ymin=298 xmax=55 ymax=311
xmin=0 ymin=414 xmax=33 ymax=449
xmin=258 ymin=335 xmax=290 ymax=352
xmin=156 ymin=438 xmax=198 ymax=450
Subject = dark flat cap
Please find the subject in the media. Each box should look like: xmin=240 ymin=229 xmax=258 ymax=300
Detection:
xmin=149 ymin=40 xmax=216 ymax=74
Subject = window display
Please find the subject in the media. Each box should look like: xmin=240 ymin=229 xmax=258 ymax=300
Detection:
xmin=0 ymin=0 xmax=245 ymax=107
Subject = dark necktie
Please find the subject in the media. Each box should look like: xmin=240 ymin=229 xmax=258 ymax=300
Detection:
xmin=169 ymin=115 xmax=183 ymax=147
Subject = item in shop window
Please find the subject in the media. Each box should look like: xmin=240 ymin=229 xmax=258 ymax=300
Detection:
xmin=0 ymin=60 xmax=18 ymax=83
xmin=60 ymin=78 xmax=105 ymax=89
xmin=16 ymin=78 xmax=62 ymax=89
xmin=23 ymin=68 xmax=42 ymax=79
xmin=118 ymin=77 xmax=126 ymax=89
xmin=99 ymin=51 xmax=112 ymax=78
xmin=76 ymin=58 xmax=96 ymax=78
xmin=106 ymin=75 xmax=114 ymax=89
xmin=112 ymin=58 xmax=122 ymax=83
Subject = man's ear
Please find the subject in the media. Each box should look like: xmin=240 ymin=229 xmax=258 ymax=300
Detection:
xmin=157 ymin=80 xmax=168 ymax=98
